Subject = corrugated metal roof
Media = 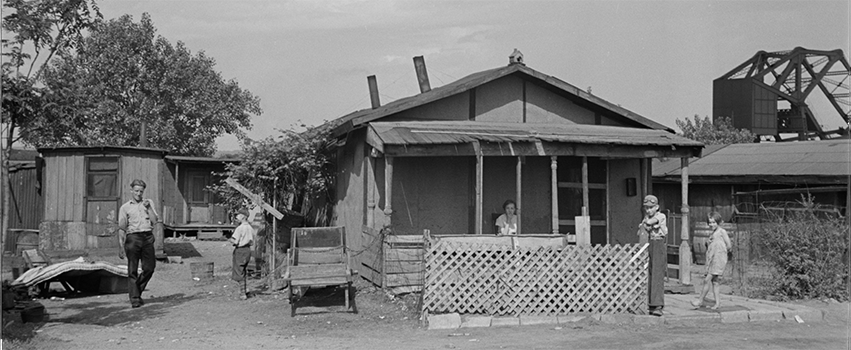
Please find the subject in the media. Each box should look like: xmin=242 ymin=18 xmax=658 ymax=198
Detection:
xmin=369 ymin=121 xmax=702 ymax=148
xmin=332 ymin=64 xmax=672 ymax=136
xmin=165 ymin=155 xmax=240 ymax=163
xmin=653 ymin=139 xmax=851 ymax=177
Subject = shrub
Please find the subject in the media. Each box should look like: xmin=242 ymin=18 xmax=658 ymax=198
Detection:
xmin=755 ymin=204 xmax=848 ymax=301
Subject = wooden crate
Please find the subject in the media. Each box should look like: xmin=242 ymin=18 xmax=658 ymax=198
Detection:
xmin=359 ymin=227 xmax=425 ymax=294
xmin=423 ymin=239 xmax=648 ymax=316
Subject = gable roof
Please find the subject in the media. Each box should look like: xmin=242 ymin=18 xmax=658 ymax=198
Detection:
xmin=332 ymin=64 xmax=672 ymax=136
xmin=653 ymin=139 xmax=851 ymax=178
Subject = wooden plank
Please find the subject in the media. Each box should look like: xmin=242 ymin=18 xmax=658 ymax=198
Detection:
xmin=383 ymin=261 xmax=423 ymax=274
xmin=475 ymin=142 xmax=482 ymax=235
xmin=358 ymin=262 xmax=382 ymax=286
xmin=59 ymin=155 xmax=69 ymax=221
xmin=44 ymin=157 xmax=56 ymax=221
xmin=72 ymin=155 xmax=84 ymax=222
xmin=384 ymin=272 xmax=424 ymax=287
xmin=551 ymin=156 xmax=559 ymax=234
xmin=384 ymin=235 xmax=424 ymax=244
xmin=296 ymin=250 xmax=345 ymax=265
xmin=383 ymin=142 xmax=698 ymax=158
xmin=289 ymin=264 xmax=349 ymax=278
xmin=290 ymin=277 xmax=350 ymax=287
xmin=384 ymin=248 xmax=423 ymax=262
xmin=224 ymin=178 xmax=283 ymax=220
xmin=384 ymin=156 xmax=393 ymax=215
xmin=516 ymin=156 xmax=522 ymax=234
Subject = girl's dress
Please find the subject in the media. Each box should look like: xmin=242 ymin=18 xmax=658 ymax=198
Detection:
xmin=705 ymin=227 xmax=729 ymax=276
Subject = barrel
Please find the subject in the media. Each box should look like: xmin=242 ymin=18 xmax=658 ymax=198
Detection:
xmin=190 ymin=262 xmax=214 ymax=280
xmin=692 ymin=223 xmax=712 ymax=265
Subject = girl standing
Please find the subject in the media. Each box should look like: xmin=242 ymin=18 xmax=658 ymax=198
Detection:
xmin=692 ymin=211 xmax=732 ymax=310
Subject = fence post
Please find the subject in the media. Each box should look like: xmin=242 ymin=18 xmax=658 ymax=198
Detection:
xmin=679 ymin=157 xmax=691 ymax=285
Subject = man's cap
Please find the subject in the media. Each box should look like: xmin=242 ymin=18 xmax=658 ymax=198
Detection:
xmin=236 ymin=209 xmax=250 ymax=218
xmin=643 ymin=195 xmax=658 ymax=206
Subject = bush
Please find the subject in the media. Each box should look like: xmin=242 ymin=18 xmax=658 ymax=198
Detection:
xmin=755 ymin=206 xmax=848 ymax=301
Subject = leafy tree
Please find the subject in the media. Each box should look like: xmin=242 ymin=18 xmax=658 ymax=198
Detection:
xmin=2 ymin=0 xmax=102 ymax=249
xmin=675 ymin=115 xmax=756 ymax=145
xmin=211 ymin=122 xmax=337 ymax=227
xmin=34 ymin=13 xmax=261 ymax=156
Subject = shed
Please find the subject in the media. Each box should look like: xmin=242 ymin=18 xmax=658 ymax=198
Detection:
xmin=326 ymin=56 xmax=704 ymax=290
xmin=36 ymin=146 xmax=237 ymax=258
xmin=653 ymin=139 xmax=851 ymax=222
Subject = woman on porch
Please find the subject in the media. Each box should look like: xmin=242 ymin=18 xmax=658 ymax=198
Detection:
xmin=495 ymin=200 xmax=518 ymax=236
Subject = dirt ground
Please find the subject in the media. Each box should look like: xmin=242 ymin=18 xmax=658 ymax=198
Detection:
xmin=2 ymin=239 xmax=849 ymax=350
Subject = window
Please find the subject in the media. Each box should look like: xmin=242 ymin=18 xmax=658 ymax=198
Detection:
xmin=86 ymin=157 xmax=119 ymax=199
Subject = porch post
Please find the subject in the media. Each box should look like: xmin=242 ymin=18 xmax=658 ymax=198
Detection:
xmin=366 ymin=150 xmax=375 ymax=228
xmin=551 ymin=156 xmax=559 ymax=234
xmin=384 ymin=156 xmax=394 ymax=217
xmin=582 ymin=156 xmax=589 ymax=212
xmin=516 ymin=156 xmax=522 ymax=234
xmin=679 ymin=157 xmax=692 ymax=285
xmin=474 ymin=142 xmax=483 ymax=235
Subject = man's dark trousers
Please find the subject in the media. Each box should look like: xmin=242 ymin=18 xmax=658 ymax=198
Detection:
xmin=125 ymin=232 xmax=156 ymax=303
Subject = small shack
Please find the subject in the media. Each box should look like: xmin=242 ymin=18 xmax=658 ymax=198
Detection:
xmin=326 ymin=54 xmax=704 ymax=292
xmin=37 ymin=146 xmax=237 ymax=258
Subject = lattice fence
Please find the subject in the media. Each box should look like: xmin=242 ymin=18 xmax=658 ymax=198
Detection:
xmin=422 ymin=241 xmax=649 ymax=316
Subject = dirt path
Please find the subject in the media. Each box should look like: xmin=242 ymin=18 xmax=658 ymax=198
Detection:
xmin=2 ymin=240 xmax=848 ymax=350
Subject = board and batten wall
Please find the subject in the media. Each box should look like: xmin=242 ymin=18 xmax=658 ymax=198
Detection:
xmin=40 ymin=150 xmax=164 ymax=252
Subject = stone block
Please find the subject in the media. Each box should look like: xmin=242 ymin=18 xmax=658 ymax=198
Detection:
xmin=720 ymin=310 xmax=749 ymax=323
xmin=748 ymin=310 xmax=784 ymax=322
xmin=427 ymin=313 xmax=461 ymax=330
xmin=599 ymin=314 xmax=633 ymax=324
xmin=782 ymin=308 xmax=824 ymax=323
xmin=633 ymin=315 xmax=665 ymax=325
xmin=490 ymin=316 xmax=520 ymax=327
xmin=557 ymin=315 xmax=587 ymax=324
xmin=519 ymin=315 xmax=558 ymax=326
xmin=460 ymin=315 xmax=491 ymax=328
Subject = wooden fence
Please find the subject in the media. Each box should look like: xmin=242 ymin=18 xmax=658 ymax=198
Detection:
xmin=422 ymin=238 xmax=648 ymax=316
xmin=359 ymin=227 xmax=425 ymax=294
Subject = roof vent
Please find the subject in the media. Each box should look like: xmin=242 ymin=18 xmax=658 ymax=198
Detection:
xmin=509 ymin=49 xmax=524 ymax=66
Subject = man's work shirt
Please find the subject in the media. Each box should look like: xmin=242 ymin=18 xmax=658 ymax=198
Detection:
xmin=638 ymin=211 xmax=668 ymax=241
xmin=119 ymin=199 xmax=155 ymax=233
xmin=231 ymin=222 xmax=255 ymax=248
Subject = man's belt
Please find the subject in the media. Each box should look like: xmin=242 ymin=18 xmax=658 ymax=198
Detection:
xmin=128 ymin=230 xmax=153 ymax=235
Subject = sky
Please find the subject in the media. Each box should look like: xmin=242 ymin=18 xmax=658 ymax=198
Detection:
xmin=92 ymin=0 xmax=851 ymax=151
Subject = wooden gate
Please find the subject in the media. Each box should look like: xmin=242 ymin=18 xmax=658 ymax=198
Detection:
xmin=423 ymin=239 xmax=648 ymax=316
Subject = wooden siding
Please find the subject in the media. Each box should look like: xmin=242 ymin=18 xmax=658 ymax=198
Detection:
xmin=526 ymin=81 xmax=598 ymax=124
xmin=120 ymin=154 xmax=162 ymax=207
xmin=390 ymin=157 xmax=471 ymax=235
xmin=162 ymin=162 xmax=184 ymax=225
xmin=8 ymin=166 xmax=42 ymax=230
xmin=43 ymin=153 xmax=85 ymax=222
xmin=475 ymin=75 xmax=524 ymax=122
xmin=332 ymin=130 xmax=367 ymax=268
xmin=608 ymin=159 xmax=643 ymax=244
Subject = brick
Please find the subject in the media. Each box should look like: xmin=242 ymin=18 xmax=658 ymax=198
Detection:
xmin=720 ymin=310 xmax=749 ymax=323
xmin=460 ymin=315 xmax=491 ymax=328
xmin=427 ymin=313 xmax=461 ymax=330
xmin=490 ymin=316 xmax=520 ymax=327
xmin=520 ymin=315 xmax=558 ymax=326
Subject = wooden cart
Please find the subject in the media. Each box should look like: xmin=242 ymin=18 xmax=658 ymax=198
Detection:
xmin=284 ymin=226 xmax=357 ymax=316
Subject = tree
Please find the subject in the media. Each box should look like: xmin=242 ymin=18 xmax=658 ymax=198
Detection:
xmin=675 ymin=115 xmax=756 ymax=145
xmin=33 ymin=13 xmax=261 ymax=156
xmin=2 ymin=0 xmax=103 ymax=251
xmin=211 ymin=122 xmax=337 ymax=226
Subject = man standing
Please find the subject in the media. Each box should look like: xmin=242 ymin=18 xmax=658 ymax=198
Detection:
xmin=229 ymin=209 xmax=255 ymax=300
xmin=118 ymin=179 xmax=158 ymax=308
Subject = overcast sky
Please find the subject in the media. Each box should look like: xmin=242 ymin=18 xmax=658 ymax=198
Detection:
xmin=96 ymin=0 xmax=850 ymax=151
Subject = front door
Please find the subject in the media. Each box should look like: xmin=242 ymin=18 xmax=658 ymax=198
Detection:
xmin=186 ymin=171 xmax=211 ymax=223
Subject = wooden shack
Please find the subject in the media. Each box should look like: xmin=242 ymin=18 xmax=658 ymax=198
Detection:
xmin=37 ymin=146 xmax=236 ymax=257
xmin=327 ymin=55 xmax=704 ymax=291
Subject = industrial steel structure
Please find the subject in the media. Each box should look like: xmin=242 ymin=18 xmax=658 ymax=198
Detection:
xmin=714 ymin=47 xmax=851 ymax=141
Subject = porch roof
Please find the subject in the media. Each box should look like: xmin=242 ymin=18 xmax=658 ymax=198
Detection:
xmin=366 ymin=121 xmax=703 ymax=158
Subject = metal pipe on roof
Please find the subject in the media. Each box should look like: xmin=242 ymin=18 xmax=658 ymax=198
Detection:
xmin=413 ymin=56 xmax=431 ymax=93
xmin=367 ymin=75 xmax=381 ymax=109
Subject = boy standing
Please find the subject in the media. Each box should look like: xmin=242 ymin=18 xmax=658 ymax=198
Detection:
xmin=229 ymin=209 xmax=255 ymax=300
xmin=638 ymin=195 xmax=667 ymax=316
